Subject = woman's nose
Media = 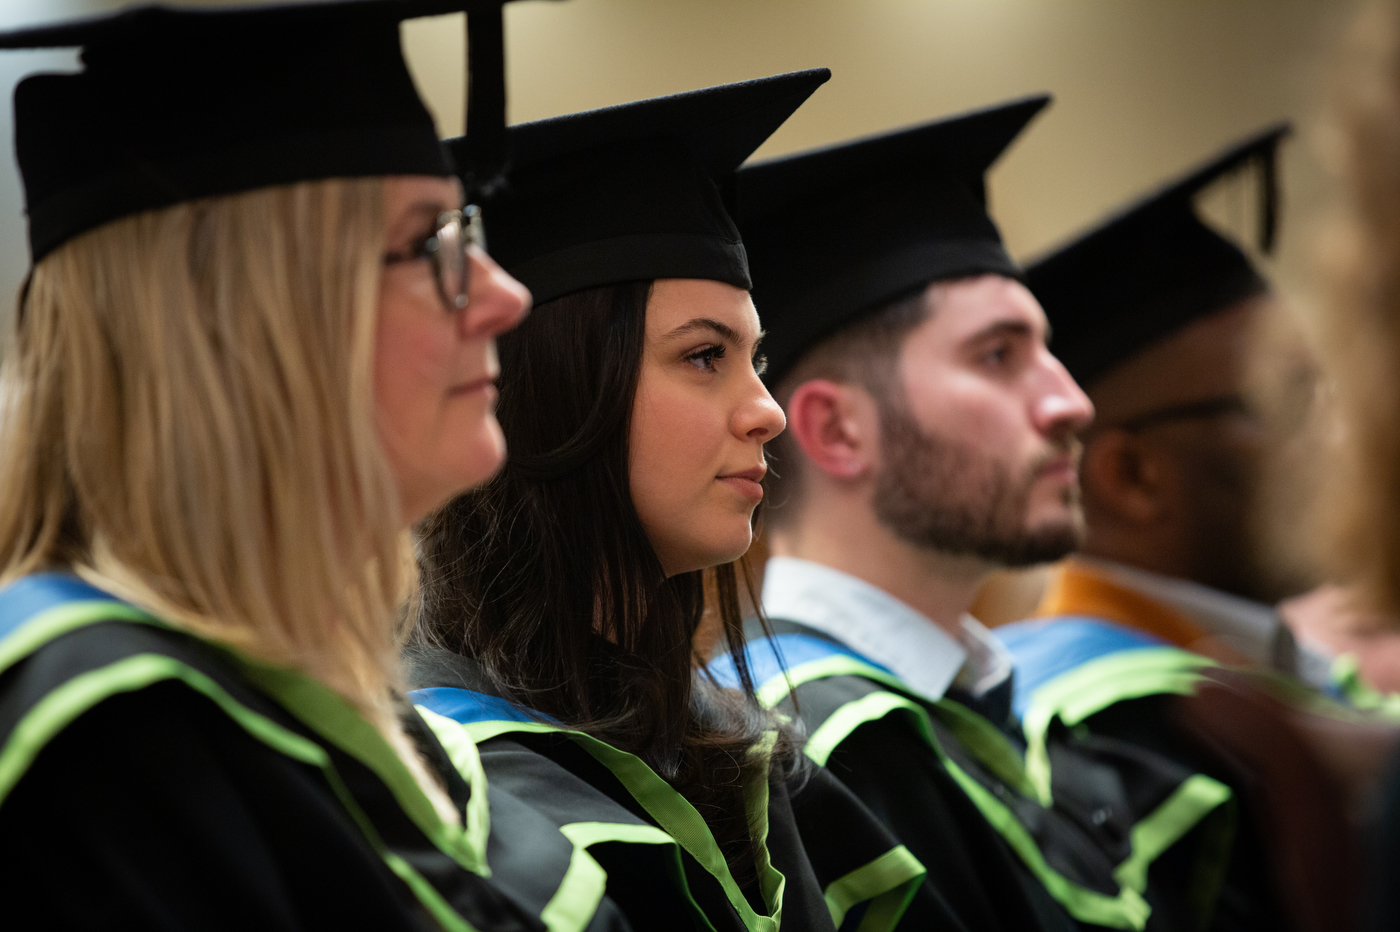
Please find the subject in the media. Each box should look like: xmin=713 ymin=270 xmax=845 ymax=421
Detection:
xmin=461 ymin=248 xmax=531 ymax=339
xmin=738 ymin=382 xmax=787 ymax=442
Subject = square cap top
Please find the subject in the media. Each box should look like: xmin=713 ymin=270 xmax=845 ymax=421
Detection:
xmin=1027 ymin=123 xmax=1290 ymax=388
xmin=4 ymin=0 xmax=508 ymax=262
xmin=736 ymin=94 xmax=1050 ymax=386
xmin=449 ymin=68 xmax=831 ymax=306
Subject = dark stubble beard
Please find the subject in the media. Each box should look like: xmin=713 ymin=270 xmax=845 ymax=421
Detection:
xmin=870 ymin=397 xmax=1084 ymax=567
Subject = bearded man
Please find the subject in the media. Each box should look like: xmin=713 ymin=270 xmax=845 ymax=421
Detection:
xmin=711 ymin=97 xmax=1266 ymax=932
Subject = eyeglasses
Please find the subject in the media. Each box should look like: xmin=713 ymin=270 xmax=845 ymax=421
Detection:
xmin=385 ymin=205 xmax=486 ymax=312
xmin=1116 ymin=394 xmax=1253 ymax=432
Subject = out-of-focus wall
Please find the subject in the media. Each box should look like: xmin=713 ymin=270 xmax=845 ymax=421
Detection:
xmin=406 ymin=0 xmax=1361 ymax=276
xmin=0 ymin=0 xmax=1366 ymax=334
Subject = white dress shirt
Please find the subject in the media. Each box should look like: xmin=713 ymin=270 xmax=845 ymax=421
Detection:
xmin=761 ymin=556 xmax=1012 ymax=703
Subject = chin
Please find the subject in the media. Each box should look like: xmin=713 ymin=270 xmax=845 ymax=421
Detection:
xmin=709 ymin=524 xmax=757 ymax=567
xmin=670 ymin=527 xmax=755 ymax=575
xmin=452 ymin=431 xmax=508 ymax=491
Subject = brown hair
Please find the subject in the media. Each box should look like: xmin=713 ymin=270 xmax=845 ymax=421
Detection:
xmin=764 ymin=286 xmax=931 ymax=527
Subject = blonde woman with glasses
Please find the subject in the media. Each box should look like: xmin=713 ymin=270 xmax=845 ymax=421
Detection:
xmin=0 ymin=3 xmax=625 ymax=931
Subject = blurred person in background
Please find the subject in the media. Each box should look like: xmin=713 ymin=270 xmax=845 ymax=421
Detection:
xmin=997 ymin=127 xmax=1339 ymax=691
xmin=0 ymin=3 xmax=635 ymax=931
xmin=409 ymin=73 xmax=930 ymax=932
xmin=710 ymin=96 xmax=1265 ymax=932
xmin=995 ymin=126 xmax=1400 ymax=932
xmin=1309 ymin=2 xmax=1400 ymax=926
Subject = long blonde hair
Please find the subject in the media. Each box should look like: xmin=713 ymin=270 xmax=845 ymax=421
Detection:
xmin=0 ymin=177 xmax=409 ymax=711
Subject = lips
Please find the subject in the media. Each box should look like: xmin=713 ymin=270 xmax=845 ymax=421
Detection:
xmin=1034 ymin=452 xmax=1079 ymax=481
xmin=717 ymin=465 xmax=766 ymax=502
xmin=448 ymin=373 xmax=498 ymax=397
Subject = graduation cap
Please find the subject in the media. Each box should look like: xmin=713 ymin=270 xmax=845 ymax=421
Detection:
xmin=449 ymin=68 xmax=831 ymax=306
xmin=735 ymin=94 xmax=1050 ymax=386
xmin=1026 ymin=123 xmax=1291 ymax=389
xmin=0 ymin=0 xmax=537 ymax=263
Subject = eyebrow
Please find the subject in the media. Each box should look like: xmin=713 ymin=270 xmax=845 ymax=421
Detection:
xmin=664 ymin=317 xmax=765 ymax=347
xmin=399 ymin=201 xmax=455 ymax=229
xmin=964 ymin=318 xmax=1041 ymax=345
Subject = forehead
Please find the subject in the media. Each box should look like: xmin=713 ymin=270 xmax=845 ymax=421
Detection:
xmin=913 ymin=274 xmax=1047 ymax=346
xmin=1088 ymin=299 xmax=1264 ymax=424
xmin=646 ymin=278 xmax=760 ymax=337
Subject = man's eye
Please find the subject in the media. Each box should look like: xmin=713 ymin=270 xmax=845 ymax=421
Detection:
xmin=685 ymin=345 xmax=725 ymax=372
xmin=753 ymin=353 xmax=769 ymax=377
xmin=982 ymin=343 xmax=1012 ymax=366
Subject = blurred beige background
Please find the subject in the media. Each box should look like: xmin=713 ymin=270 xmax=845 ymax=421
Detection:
xmin=0 ymin=0 xmax=1369 ymax=328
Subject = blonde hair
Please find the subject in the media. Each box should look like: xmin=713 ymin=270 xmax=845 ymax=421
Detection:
xmin=0 ymin=178 xmax=409 ymax=710
xmin=1317 ymin=1 xmax=1400 ymax=615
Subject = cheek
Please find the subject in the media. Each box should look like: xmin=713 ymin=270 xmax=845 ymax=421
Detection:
xmin=373 ymin=298 xmax=454 ymax=458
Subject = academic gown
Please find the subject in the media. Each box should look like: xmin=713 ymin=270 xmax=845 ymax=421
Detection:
xmin=0 ymin=574 xmax=626 ymax=932
xmin=718 ymin=617 xmax=1244 ymax=932
xmin=995 ymin=558 xmax=1358 ymax=931
xmin=407 ymin=645 xmax=929 ymax=932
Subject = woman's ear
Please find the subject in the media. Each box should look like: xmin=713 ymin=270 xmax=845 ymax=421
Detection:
xmin=785 ymin=379 xmax=875 ymax=480
xmin=1082 ymin=429 xmax=1168 ymax=525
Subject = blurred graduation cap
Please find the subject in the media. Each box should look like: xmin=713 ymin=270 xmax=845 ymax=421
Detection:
xmin=449 ymin=68 xmax=831 ymax=306
xmin=0 ymin=0 xmax=541 ymax=263
xmin=1027 ymin=123 xmax=1291 ymax=389
xmin=735 ymin=94 xmax=1050 ymax=386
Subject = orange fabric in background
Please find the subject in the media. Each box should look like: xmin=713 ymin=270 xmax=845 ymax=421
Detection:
xmin=1033 ymin=558 xmax=1252 ymax=665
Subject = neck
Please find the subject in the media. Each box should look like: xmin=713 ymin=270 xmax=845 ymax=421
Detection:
xmin=769 ymin=491 xmax=989 ymax=635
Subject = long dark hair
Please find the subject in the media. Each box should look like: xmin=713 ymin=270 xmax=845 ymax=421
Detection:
xmin=415 ymin=280 xmax=791 ymax=882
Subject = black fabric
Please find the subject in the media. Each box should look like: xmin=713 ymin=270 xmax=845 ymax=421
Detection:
xmin=734 ymin=95 xmax=1048 ymax=385
xmin=1083 ymin=696 xmax=1287 ymax=932
xmin=451 ymin=69 xmax=830 ymax=304
xmin=829 ymin=716 xmax=1072 ymax=932
xmin=461 ymin=5 xmax=507 ymax=199
xmin=762 ymin=617 xmax=1241 ymax=932
xmin=0 ymin=620 xmax=598 ymax=932
xmin=410 ymin=651 xmax=916 ymax=932
xmin=1 ymin=0 xmax=489 ymax=262
xmin=1026 ymin=124 xmax=1289 ymax=388
xmin=0 ymin=680 xmax=441 ymax=931
xmin=1365 ymin=746 xmax=1400 ymax=932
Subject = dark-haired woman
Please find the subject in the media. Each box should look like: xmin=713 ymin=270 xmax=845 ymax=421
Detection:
xmin=409 ymin=73 xmax=934 ymax=932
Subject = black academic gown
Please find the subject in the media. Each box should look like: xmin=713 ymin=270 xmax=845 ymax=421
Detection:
xmin=724 ymin=618 xmax=1245 ymax=932
xmin=0 ymin=574 xmax=627 ymax=932
xmin=408 ymin=646 xmax=930 ymax=932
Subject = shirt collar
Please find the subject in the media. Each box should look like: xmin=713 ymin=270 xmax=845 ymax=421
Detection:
xmin=760 ymin=556 xmax=1011 ymax=702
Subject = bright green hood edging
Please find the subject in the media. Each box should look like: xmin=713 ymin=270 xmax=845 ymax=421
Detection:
xmin=0 ymin=589 xmax=495 ymax=932
xmin=758 ymin=652 xmax=1232 ymax=930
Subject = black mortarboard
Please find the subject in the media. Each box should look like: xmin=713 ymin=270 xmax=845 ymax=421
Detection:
xmin=451 ymin=68 xmax=831 ymax=305
xmin=1027 ymin=123 xmax=1291 ymax=388
xmin=0 ymin=0 xmax=531 ymax=263
xmin=736 ymin=95 xmax=1050 ymax=385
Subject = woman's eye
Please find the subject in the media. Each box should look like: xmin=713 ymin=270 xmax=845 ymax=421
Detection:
xmin=685 ymin=345 xmax=726 ymax=372
xmin=753 ymin=353 xmax=769 ymax=377
xmin=384 ymin=231 xmax=438 ymax=265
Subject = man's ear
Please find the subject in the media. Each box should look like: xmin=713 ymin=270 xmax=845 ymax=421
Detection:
xmin=785 ymin=379 xmax=876 ymax=480
xmin=1081 ymin=429 xmax=1168 ymax=525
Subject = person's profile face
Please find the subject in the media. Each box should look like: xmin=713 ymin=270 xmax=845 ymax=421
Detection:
xmin=627 ymin=278 xmax=786 ymax=577
xmin=874 ymin=275 xmax=1094 ymax=564
xmin=373 ymin=175 xmax=531 ymax=527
